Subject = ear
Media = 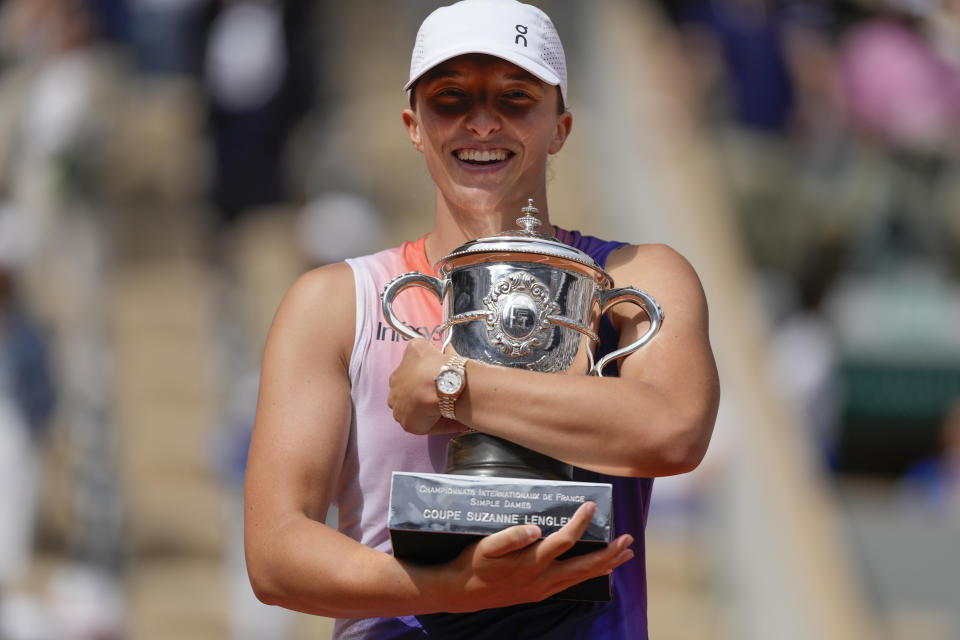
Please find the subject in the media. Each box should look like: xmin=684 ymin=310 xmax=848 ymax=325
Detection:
xmin=402 ymin=108 xmax=424 ymax=153
xmin=548 ymin=110 xmax=573 ymax=155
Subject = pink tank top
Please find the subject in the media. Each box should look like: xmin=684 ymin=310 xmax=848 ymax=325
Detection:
xmin=339 ymin=236 xmax=455 ymax=554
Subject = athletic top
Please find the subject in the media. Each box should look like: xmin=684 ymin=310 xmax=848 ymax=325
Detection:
xmin=335 ymin=230 xmax=652 ymax=639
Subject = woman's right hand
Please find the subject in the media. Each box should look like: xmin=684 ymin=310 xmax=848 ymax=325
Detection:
xmin=434 ymin=501 xmax=635 ymax=613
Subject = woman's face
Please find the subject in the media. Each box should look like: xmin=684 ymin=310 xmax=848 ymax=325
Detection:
xmin=402 ymin=54 xmax=572 ymax=215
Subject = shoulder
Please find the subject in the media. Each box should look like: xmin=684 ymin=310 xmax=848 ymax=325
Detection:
xmin=603 ymin=243 xmax=710 ymax=333
xmin=607 ymin=243 xmax=703 ymax=291
xmin=608 ymin=242 xmax=685 ymax=264
xmin=282 ymin=262 xmax=356 ymax=315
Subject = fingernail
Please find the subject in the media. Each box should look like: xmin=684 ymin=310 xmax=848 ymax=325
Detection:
xmin=525 ymin=525 xmax=540 ymax=539
xmin=617 ymin=549 xmax=635 ymax=564
xmin=621 ymin=535 xmax=634 ymax=549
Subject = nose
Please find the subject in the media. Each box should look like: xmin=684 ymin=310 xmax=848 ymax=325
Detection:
xmin=464 ymin=98 xmax=501 ymax=138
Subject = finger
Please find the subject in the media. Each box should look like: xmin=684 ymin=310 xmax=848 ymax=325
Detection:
xmin=478 ymin=524 xmax=541 ymax=559
xmin=550 ymin=533 xmax=635 ymax=579
xmin=535 ymin=501 xmax=595 ymax=563
xmin=554 ymin=548 xmax=635 ymax=591
xmin=545 ymin=551 xmax=635 ymax=598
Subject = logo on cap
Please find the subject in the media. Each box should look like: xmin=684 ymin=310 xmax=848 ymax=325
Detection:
xmin=515 ymin=24 xmax=528 ymax=47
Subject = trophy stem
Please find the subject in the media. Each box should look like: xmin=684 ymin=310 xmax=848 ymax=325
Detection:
xmin=445 ymin=432 xmax=574 ymax=481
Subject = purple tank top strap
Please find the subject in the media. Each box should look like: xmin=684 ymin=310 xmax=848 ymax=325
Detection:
xmin=553 ymin=228 xmax=627 ymax=270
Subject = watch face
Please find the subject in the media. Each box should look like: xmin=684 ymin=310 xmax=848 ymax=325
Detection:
xmin=437 ymin=369 xmax=464 ymax=395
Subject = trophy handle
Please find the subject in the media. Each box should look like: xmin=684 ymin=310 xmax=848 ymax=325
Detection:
xmin=589 ymin=288 xmax=663 ymax=377
xmin=381 ymin=271 xmax=445 ymax=341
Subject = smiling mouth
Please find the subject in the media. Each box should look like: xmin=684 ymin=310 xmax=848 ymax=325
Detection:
xmin=454 ymin=149 xmax=514 ymax=165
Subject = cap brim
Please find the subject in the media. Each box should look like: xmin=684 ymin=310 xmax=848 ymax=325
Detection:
xmin=404 ymin=43 xmax=561 ymax=94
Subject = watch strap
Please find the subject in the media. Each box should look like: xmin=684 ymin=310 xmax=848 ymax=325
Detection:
xmin=438 ymin=355 xmax=468 ymax=420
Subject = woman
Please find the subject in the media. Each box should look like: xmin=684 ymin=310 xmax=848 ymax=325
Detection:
xmin=244 ymin=1 xmax=719 ymax=637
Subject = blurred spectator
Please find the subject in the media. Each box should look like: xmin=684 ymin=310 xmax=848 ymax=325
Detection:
xmin=834 ymin=4 xmax=960 ymax=276
xmin=1 ymin=0 xmax=109 ymax=252
xmin=668 ymin=0 xmax=819 ymax=132
xmin=663 ymin=1 xmax=854 ymax=282
xmin=203 ymin=0 xmax=317 ymax=226
xmin=839 ymin=9 xmax=960 ymax=154
xmin=0 ymin=207 xmax=55 ymax=438
xmin=0 ymin=205 xmax=55 ymax=590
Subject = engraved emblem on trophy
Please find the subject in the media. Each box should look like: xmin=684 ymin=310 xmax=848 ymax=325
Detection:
xmin=381 ymin=200 xmax=663 ymax=600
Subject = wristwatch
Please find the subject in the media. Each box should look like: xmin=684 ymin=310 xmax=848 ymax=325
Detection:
xmin=435 ymin=354 xmax=468 ymax=420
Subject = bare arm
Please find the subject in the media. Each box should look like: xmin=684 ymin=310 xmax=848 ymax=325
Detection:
xmin=244 ymin=263 xmax=635 ymax=618
xmin=388 ymin=244 xmax=720 ymax=477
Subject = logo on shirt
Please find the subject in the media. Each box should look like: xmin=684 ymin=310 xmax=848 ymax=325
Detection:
xmin=376 ymin=321 xmax=443 ymax=345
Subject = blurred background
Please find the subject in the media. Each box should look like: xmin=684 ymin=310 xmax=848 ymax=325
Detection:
xmin=0 ymin=0 xmax=958 ymax=638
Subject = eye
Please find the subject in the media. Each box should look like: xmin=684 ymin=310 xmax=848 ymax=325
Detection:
xmin=433 ymin=87 xmax=468 ymax=100
xmin=498 ymin=89 xmax=538 ymax=112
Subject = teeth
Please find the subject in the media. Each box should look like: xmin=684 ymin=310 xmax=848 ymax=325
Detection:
xmin=457 ymin=149 xmax=508 ymax=162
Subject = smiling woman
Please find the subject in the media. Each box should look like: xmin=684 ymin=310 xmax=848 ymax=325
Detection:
xmin=243 ymin=1 xmax=719 ymax=639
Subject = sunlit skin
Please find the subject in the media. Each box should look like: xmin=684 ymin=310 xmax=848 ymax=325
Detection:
xmin=402 ymin=54 xmax=572 ymax=264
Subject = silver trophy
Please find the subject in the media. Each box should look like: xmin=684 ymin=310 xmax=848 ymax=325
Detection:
xmin=381 ymin=200 xmax=662 ymax=600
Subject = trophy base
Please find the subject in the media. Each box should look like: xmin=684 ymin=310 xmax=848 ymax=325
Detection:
xmin=445 ymin=432 xmax=574 ymax=481
xmin=389 ymin=471 xmax=613 ymax=601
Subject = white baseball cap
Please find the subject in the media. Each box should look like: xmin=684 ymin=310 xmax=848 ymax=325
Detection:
xmin=405 ymin=0 xmax=568 ymax=106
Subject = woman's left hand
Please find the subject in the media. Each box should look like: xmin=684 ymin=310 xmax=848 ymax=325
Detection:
xmin=388 ymin=338 xmax=465 ymax=435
